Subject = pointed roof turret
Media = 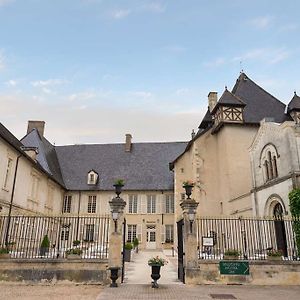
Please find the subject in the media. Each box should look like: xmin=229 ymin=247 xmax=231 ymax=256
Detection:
xmin=287 ymin=91 xmax=300 ymax=112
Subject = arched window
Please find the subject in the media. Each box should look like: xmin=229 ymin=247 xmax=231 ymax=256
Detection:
xmin=260 ymin=144 xmax=279 ymax=182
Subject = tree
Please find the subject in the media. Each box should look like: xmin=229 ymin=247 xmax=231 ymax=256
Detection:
xmin=288 ymin=189 xmax=300 ymax=257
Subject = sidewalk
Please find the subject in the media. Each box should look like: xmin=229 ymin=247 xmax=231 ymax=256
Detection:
xmin=124 ymin=249 xmax=180 ymax=285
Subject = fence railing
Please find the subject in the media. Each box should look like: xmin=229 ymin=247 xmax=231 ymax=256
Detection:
xmin=196 ymin=216 xmax=300 ymax=261
xmin=0 ymin=215 xmax=110 ymax=259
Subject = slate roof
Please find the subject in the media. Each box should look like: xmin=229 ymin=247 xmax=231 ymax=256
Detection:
xmin=231 ymin=73 xmax=290 ymax=124
xmin=55 ymin=142 xmax=187 ymax=191
xmin=21 ymin=129 xmax=65 ymax=187
xmin=287 ymin=92 xmax=300 ymax=112
xmin=0 ymin=122 xmax=24 ymax=152
xmin=198 ymin=109 xmax=213 ymax=129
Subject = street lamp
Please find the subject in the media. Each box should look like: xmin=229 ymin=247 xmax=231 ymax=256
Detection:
xmin=188 ymin=207 xmax=196 ymax=234
xmin=112 ymin=211 xmax=119 ymax=233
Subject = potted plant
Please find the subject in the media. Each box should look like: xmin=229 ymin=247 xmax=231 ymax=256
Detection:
xmin=40 ymin=234 xmax=50 ymax=256
xmin=124 ymin=242 xmax=133 ymax=262
xmin=0 ymin=247 xmax=10 ymax=259
xmin=223 ymin=249 xmax=240 ymax=260
xmin=133 ymin=237 xmax=139 ymax=253
xmin=267 ymin=249 xmax=283 ymax=261
xmin=148 ymin=256 xmax=168 ymax=288
xmin=114 ymin=179 xmax=125 ymax=197
xmin=182 ymin=181 xmax=194 ymax=199
xmin=66 ymin=240 xmax=83 ymax=259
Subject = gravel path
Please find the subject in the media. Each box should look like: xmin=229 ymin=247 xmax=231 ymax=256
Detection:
xmin=0 ymin=284 xmax=103 ymax=300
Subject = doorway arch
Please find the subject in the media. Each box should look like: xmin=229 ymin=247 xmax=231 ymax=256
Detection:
xmin=273 ymin=202 xmax=288 ymax=257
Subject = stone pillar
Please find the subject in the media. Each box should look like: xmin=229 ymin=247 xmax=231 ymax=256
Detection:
xmin=180 ymin=198 xmax=199 ymax=284
xmin=108 ymin=196 xmax=126 ymax=283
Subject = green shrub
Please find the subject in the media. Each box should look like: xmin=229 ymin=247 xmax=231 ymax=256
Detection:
xmin=124 ymin=242 xmax=133 ymax=250
xmin=41 ymin=235 xmax=50 ymax=248
xmin=66 ymin=248 xmax=83 ymax=255
xmin=114 ymin=179 xmax=124 ymax=186
xmin=224 ymin=249 xmax=240 ymax=256
xmin=0 ymin=247 xmax=9 ymax=254
xmin=73 ymin=240 xmax=81 ymax=247
xmin=289 ymin=189 xmax=300 ymax=256
xmin=133 ymin=238 xmax=139 ymax=247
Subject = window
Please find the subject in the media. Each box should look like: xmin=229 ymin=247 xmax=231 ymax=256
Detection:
xmin=63 ymin=195 xmax=72 ymax=213
xmin=180 ymin=168 xmax=184 ymax=173
xmin=3 ymin=158 xmax=13 ymax=189
xmin=128 ymin=195 xmax=138 ymax=213
xmin=165 ymin=225 xmax=174 ymax=243
xmin=61 ymin=224 xmax=70 ymax=241
xmin=85 ymin=224 xmax=95 ymax=242
xmin=127 ymin=224 xmax=137 ymax=242
xmin=147 ymin=195 xmax=156 ymax=213
xmin=87 ymin=170 xmax=98 ymax=185
xmin=165 ymin=195 xmax=174 ymax=213
xmin=261 ymin=144 xmax=279 ymax=182
xmin=181 ymin=193 xmax=185 ymax=200
xmin=88 ymin=195 xmax=97 ymax=213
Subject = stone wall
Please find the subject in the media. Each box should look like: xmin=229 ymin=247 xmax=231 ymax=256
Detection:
xmin=185 ymin=260 xmax=300 ymax=285
xmin=0 ymin=259 xmax=109 ymax=284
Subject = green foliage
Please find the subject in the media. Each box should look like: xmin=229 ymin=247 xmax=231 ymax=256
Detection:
xmin=124 ymin=242 xmax=133 ymax=250
xmin=73 ymin=240 xmax=81 ymax=247
xmin=0 ymin=247 xmax=9 ymax=254
xmin=182 ymin=180 xmax=194 ymax=187
xmin=224 ymin=249 xmax=240 ymax=256
xmin=133 ymin=238 xmax=139 ymax=247
xmin=289 ymin=189 xmax=300 ymax=257
xmin=267 ymin=249 xmax=283 ymax=257
xmin=66 ymin=248 xmax=83 ymax=255
xmin=148 ymin=256 xmax=168 ymax=266
xmin=40 ymin=235 xmax=50 ymax=249
xmin=114 ymin=179 xmax=124 ymax=186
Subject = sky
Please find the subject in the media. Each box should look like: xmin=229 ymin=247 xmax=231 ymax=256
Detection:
xmin=0 ymin=0 xmax=299 ymax=145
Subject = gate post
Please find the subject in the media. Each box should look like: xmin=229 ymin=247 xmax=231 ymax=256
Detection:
xmin=180 ymin=198 xmax=199 ymax=284
xmin=108 ymin=195 xmax=126 ymax=286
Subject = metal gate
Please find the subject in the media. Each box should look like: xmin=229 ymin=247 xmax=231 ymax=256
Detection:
xmin=121 ymin=218 xmax=126 ymax=283
xmin=177 ymin=219 xmax=185 ymax=283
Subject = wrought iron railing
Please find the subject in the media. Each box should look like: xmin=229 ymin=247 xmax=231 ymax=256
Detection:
xmin=0 ymin=215 xmax=110 ymax=259
xmin=196 ymin=216 xmax=300 ymax=261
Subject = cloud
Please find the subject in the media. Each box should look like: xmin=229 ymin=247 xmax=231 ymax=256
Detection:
xmin=176 ymin=88 xmax=190 ymax=96
xmin=233 ymin=47 xmax=290 ymax=64
xmin=130 ymin=91 xmax=152 ymax=98
xmin=5 ymin=80 xmax=17 ymax=86
xmin=31 ymin=78 xmax=68 ymax=87
xmin=0 ymin=51 xmax=5 ymax=70
xmin=141 ymin=2 xmax=166 ymax=13
xmin=0 ymin=0 xmax=14 ymax=7
xmin=68 ymin=91 xmax=97 ymax=102
xmin=111 ymin=9 xmax=131 ymax=19
xmin=203 ymin=57 xmax=225 ymax=68
xmin=279 ymin=23 xmax=298 ymax=32
xmin=249 ymin=16 xmax=273 ymax=29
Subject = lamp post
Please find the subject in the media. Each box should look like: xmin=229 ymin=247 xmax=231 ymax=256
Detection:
xmin=108 ymin=182 xmax=126 ymax=287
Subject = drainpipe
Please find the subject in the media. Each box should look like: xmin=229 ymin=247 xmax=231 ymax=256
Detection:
xmin=76 ymin=191 xmax=82 ymax=240
xmin=5 ymin=154 xmax=22 ymax=246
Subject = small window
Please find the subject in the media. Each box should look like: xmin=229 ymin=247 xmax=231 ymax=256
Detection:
xmin=147 ymin=195 xmax=156 ymax=213
xmin=88 ymin=195 xmax=97 ymax=213
xmin=181 ymin=193 xmax=185 ymax=200
xmin=127 ymin=224 xmax=137 ymax=242
xmin=261 ymin=144 xmax=279 ymax=182
xmin=61 ymin=224 xmax=70 ymax=241
xmin=180 ymin=168 xmax=184 ymax=173
xmin=63 ymin=195 xmax=72 ymax=213
xmin=166 ymin=195 xmax=174 ymax=213
xmin=128 ymin=195 xmax=138 ymax=213
xmin=165 ymin=225 xmax=174 ymax=243
xmin=87 ymin=170 xmax=98 ymax=185
xmin=85 ymin=224 xmax=95 ymax=242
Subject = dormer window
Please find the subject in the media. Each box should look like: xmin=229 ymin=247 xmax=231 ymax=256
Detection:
xmin=87 ymin=170 xmax=98 ymax=185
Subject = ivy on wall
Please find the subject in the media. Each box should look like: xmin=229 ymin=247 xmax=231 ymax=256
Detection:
xmin=288 ymin=189 xmax=300 ymax=257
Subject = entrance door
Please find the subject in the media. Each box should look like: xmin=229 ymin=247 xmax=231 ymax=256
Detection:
xmin=177 ymin=219 xmax=185 ymax=283
xmin=146 ymin=225 xmax=156 ymax=249
xmin=273 ymin=203 xmax=288 ymax=257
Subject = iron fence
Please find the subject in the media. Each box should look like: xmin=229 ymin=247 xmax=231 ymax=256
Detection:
xmin=196 ymin=216 xmax=300 ymax=261
xmin=0 ymin=215 xmax=110 ymax=259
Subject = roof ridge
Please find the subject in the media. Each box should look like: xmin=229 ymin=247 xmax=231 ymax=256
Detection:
xmin=232 ymin=73 xmax=286 ymax=108
xmin=55 ymin=141 xmax=188 ymax=147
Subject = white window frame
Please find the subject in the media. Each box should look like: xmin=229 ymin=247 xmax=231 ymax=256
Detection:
xmin=147 ymin=195 xmax=156 ymax=213
xmin=63 ymin=195 xmax=72 ymax=213
xmin=128 ymin=195 xmax=138 ymax=214
xmin=88 ymin=195 xmax=97 ymax=213
xmin=165 ymin=194 xmax=174 ymax=213
xmin=165 ymin=224 xmax=174 ymax=243
xmin=85 ymin=224 xmax=95 ymax=242
xmin=127 ymin=224 xmax=137 ymax=242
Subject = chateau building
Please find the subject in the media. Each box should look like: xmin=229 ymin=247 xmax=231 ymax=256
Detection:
xmin=171 ymin=73 xmax=298 ymax=222
xmin=2 ymin=72 xmax=300 ymax=251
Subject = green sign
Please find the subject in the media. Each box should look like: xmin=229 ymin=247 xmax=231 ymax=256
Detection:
xmin=219 ymin=261 xmax=249 ymax=275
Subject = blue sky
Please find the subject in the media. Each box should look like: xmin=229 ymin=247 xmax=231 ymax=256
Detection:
xmin=0 ymin=0 xmax=299 ymax=144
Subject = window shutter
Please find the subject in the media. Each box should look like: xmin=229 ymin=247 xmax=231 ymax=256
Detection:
xmin=161 ymin=195 xmax=166 ymax=213
xmin=137 ymin=224 xmax=142 ymax=243
xmin=161 ymin=224 xmax=165 ymax=244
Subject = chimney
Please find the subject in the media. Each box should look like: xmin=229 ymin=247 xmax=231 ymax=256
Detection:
xmin=208 ymin=92 xmax=218 ymax=112
xmin=191 ymin=129 xmax=196 ymax=139
xmin=125 ymin=134 xmax=132 ymax=152
xmin=27 ymin=120 xmax=45 ymax=137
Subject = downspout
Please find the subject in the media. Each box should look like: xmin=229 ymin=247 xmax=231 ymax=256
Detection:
xmin=76 ymin=191 xmax=82 ymax=240
xmin=5 ymin=154 xmax=22 ymax=246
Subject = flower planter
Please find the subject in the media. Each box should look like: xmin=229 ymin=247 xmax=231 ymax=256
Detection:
xmin=183 ymin=185 xmax=193 ymax=199
xmin=149 ymin=264 xmax=161 ymax=288
xmin=224 ymin=255 xmax=239 ymax=260
xmin=109 ymin=267 xmax=119 ymax=287
xmin=66 ymin=254 xmax=81 ymax=260
xmin=267 ymin=256 xmax=282 ymax=261
xmin=124 ymin=249 xmax=131 ymax=262
xmin=113 ymin=184 xmax=124 ymax=198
